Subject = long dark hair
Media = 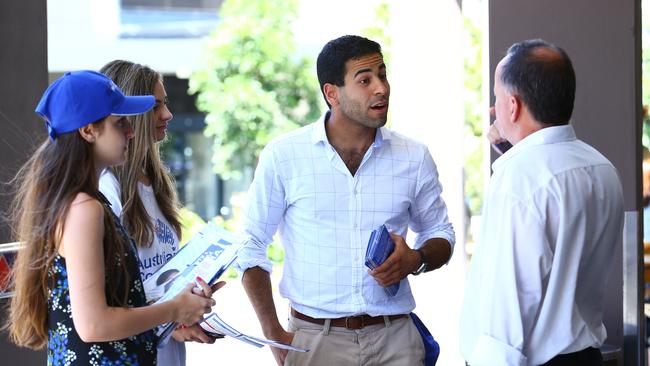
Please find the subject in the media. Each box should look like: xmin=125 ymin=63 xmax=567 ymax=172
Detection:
xmin=6 ymin=124 xmax=131 ymax=349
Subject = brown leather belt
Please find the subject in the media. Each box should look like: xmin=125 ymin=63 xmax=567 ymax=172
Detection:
xmin=290 ymin=308 xmax=407 ymax=330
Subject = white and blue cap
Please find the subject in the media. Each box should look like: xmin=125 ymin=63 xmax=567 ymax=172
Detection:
xmin=35 ymin=70 xmax=155 ymax=140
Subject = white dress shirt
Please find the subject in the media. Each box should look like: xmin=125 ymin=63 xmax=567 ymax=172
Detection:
xmin=460 ymin=125 xmax=624 ymax=365
xmin=235 ymin=113 xmax=455 ymax=318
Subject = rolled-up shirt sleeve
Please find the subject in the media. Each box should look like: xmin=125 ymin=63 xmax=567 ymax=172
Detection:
xmin=409 ymin=149 xmax=455 ymax=253
xmin=234 ymin=144 xmax=287 ymax=274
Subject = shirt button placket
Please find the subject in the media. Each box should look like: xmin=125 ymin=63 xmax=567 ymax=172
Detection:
xmin=349 ymin=179 xmax=361 ymax=304
xmin=355 ymin=182 xmax=365 ymax=303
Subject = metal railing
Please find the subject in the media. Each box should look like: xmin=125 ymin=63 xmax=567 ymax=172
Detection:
xmin=0 ymin=242 xmax=20 ymax=299
xmin=0 ymin=242 xmax=20 ymax=254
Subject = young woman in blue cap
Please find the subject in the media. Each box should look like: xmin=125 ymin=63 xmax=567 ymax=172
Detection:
xmin=6 ymin=71 xmax=218 ymax=365
xmin=98 ymin=60 xmax=221 ymax=366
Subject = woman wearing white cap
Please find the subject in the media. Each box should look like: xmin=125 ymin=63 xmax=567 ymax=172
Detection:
xmin=5 ymin=71 xmax=218 ymax=365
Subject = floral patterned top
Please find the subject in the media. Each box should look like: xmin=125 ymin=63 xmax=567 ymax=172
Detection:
xmin=47 ymin=195 xmax=157 ymax=365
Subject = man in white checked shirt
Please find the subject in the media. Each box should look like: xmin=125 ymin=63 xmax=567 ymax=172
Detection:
xmin=236 ymin=35 xmax=455 ymax=366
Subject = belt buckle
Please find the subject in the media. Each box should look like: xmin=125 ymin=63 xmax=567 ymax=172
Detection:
xmin=345 ymin=315 xmax=364 ymax=330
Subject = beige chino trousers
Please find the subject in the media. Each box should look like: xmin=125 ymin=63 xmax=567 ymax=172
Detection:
xmin=284 ymin=314 xmax=425 ymax=366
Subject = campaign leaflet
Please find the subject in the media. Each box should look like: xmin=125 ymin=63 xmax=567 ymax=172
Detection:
xmin=200 ymin=312 xmax=309 ymax=352
xmin=143 ymin=222 xmax=242 ymax=345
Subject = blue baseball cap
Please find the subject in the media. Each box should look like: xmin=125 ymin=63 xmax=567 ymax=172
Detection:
xmin=35 ymin=70 xmax=155 ymax=140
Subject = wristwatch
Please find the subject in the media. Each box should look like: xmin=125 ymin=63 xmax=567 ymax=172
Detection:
xmin=411 ymin=248 xmax=428 ymax=276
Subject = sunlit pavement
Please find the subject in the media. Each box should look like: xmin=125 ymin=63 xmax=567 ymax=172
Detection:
xmin=186 ymin=267 xmax=289 ymax=365
xmin=187 ymin=252 xmax=467 ymax=365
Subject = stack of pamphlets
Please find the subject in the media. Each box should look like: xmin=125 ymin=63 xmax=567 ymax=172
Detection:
xmin=200 ymin=312 xmax=309 ymax=352
xmin=143 ymin=222 xmax=242 ymax=345
xmin=364 ymin=224 xmax=399 ymax=296
xmin=145 ymin=222 xmax=309 ymax=352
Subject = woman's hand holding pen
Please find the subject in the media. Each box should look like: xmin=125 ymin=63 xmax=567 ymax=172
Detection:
xmin=192 ymin=277 xmax=226 ymax=298
xmin=170 ymin=280 xmax=218 ymax=326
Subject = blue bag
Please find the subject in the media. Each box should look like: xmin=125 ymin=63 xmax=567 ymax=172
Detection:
xmin=410 ymin=312 xmax=440 ymax=366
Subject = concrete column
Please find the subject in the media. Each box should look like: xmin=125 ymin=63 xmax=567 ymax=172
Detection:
xmin=391 ymin=2 xmax=466 ymax=365
xmin=0 ymin=0 xmax=48 ymax=363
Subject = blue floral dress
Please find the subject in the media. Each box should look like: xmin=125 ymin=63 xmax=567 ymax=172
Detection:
xmin=47 ymin=195 xmax=157 ymax=365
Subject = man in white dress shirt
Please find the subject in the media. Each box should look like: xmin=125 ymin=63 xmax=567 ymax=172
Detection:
xmin=459 ymin=39 xmax=624 ymax=366
xmin=236 ymin=35 xmax=455 ymax=365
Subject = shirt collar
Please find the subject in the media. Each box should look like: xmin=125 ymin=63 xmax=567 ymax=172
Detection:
xmin=310 ymin=110 xmax=392 ymax=148
xmin=310 ymin=111 xmax=330 ymax=144
xmin=492 ymin=124 xmax=577 ymax=171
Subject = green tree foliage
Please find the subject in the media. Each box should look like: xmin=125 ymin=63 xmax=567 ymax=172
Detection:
xmin=463 ymin=14 xmax=485 ymax=216
xmin=189 ymin=0 xmax=321 ymax=179
xmin=179 ymin=207 xmax=207 ymax=246
xmin=362 ymin=1 xmax=391 ymax=63
xmin=362 ymin=1 xmax=392 ymax=126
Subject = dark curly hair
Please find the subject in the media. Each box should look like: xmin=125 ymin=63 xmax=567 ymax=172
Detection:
xmin=316 ymin=35 xmax=383 ymax=108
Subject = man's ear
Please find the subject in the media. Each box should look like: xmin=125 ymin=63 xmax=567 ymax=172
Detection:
xmin=323 ymin=83 xmax=338 ymax=107
xmin=509 ymin=94 xmax=522 ymax=123
xmin=78 ymin=124 xmax=97 ymax=143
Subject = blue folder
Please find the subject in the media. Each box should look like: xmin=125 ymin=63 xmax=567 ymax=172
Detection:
xmin=364 ymin=224 xmax=399 ymax=296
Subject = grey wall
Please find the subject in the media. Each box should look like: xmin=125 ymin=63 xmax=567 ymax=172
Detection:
xmin=488 ymin=0 xmax=641 ymax=364
xmin=0 ymin=0 xmax=48 ymax=363
xmin=0 ymin=0 xmax=49 ymax=242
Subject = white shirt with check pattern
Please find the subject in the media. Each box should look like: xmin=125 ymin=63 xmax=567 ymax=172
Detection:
xmin=235 ymin=113 xmax=456 ymax=318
